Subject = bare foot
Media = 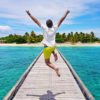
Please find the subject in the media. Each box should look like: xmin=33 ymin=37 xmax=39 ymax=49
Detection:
xmin=54 ymin=53 xmax=58 ymax=61
xmin=55 ymin=68 xmax=60 ymax=77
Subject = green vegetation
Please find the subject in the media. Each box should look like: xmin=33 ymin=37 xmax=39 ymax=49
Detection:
xmin=0 ymin=31 xmax=100 ymax=44
xmin=56 ymin=32 xmax=100 ymax=43
xmin=0 ymin=31 xmax=43 ymax=44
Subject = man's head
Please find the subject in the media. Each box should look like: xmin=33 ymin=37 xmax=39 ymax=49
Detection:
xmin=47 ymin=90 xmax=53 ymax=95
xmin=46 ymin=19 xmax=53 ymax=28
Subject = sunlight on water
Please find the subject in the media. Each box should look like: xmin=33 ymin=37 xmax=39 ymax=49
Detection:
xmin=58 ymin=47 xmax=100 ymax=100
xmin=0 ymin=46 xmax=42 ymax=99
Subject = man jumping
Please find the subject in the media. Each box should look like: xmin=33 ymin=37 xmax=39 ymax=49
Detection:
xmin=26 ymin=10 xmax=70 ymax=77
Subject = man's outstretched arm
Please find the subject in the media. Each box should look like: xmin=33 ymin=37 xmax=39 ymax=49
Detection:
xmin=26 ymin=10 xmax=41 ymax=27
xmin=57 ymin=10 xmax=70 ymax=27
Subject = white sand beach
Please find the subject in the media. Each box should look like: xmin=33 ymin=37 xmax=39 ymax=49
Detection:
xmin=0 ymin=42 xmax=100 ymax=47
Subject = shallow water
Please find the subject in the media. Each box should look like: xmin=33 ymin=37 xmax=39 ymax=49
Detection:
xmin=58 ymin=47 xmax=100 ymax=100
xmin=0 ymin=46 xmax=100 ymax=100
xmin=0 ymin=46 xmax=42 ymax=99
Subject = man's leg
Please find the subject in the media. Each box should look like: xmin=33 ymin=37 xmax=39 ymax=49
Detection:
xmin=45 ymin=59 xmax=60 ymax=77
xmin=52 ymin=51 xmax=58 ymax=61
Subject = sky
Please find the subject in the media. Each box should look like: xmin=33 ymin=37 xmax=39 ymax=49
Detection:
xmin=0 ymin=0 xmax=100 ymax=37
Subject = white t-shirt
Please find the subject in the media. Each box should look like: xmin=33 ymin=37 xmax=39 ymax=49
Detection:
xmin=41 ymin=24 xmax=58 ymax=46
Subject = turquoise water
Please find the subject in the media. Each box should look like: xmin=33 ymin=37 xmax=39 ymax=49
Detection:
xmin=0 ymin=46 xmax=100 ymax=100
xmin=0 ymin=46 xmax=42 ymax=99
xmin=58 ymin=47 xmax=100 ymax=100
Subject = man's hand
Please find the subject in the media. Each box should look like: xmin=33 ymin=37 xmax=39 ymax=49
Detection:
xmin=26 ymin=10 xmax=41 ymax=27
xmin=57 ymin=10 xmax=70 ymax=27
xmin=65 ymin=10 xmax=70 ymax=16
xmin=26 ymin=10 xmax=31 ymax=16
xmin=66 ymin=10 xmax=70 ymax=14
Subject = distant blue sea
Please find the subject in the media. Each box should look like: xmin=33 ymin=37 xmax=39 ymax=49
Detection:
xmin=0 ymin=46 xmax=100 ymax=100
xmin=0 ymin=46 xmax=42 ymax=100
xmin=58 ymin=47 xmax=100 ymax=100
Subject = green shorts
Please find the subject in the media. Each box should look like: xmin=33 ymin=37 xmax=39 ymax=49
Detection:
xmin=43 ymin=46 xmax=56 ymax=59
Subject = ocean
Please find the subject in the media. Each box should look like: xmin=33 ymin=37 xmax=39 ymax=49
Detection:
xmin=0 ymin=46 xmax=42 ymax=99
xmin=0 ymin=46 xmax=100 ymax=100
xmin=58 ymin=46 xmax=100 ymax=100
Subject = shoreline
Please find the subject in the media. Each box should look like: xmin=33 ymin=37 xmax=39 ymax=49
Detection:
xmin=0 ymin=43 xmax=100 ymax=47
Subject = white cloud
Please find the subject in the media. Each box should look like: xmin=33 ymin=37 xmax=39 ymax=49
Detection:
xmin=0 ymin=25 xmax=12 ymax=37
xmin=0 ymin=25 xmax=11 ymax=31
xmin=0 ymin=0 xmax=100 ymax=37
xmin=59 ymin=28 xmax=100 ymax=37
xmin=0 ymin=0 xmax=100 ymax=21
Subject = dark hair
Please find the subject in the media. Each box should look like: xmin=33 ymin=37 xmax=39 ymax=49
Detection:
xmin=46 ymin=19 xmax=53 ymax=28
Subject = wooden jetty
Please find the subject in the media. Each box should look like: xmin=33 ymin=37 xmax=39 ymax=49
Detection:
xmin=4 ymin=49 xmax=94 ymax=100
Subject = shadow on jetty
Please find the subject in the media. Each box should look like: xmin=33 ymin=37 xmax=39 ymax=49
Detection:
xmin=27 ymin=90 xmax=65 ymax=100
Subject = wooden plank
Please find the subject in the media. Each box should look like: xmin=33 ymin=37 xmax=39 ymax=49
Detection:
xmin=58 ymin=50 xmax=94 ymax=100
xmin=4 ymin=49 xmax=94 ymax=100
xmin=4 ymin=51 xmax=43 ymax=100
